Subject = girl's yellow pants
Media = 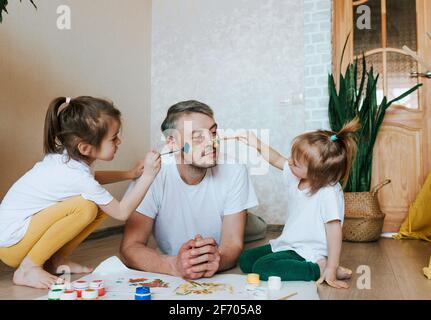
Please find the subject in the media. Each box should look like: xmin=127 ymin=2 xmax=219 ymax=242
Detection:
xmin=0 ymin=196 xmax=107 ymax=268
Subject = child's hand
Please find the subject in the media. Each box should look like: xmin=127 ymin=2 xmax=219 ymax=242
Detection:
xmin=129 ymin=160 xmax=146 ymax=179
xmin=141 ymin=151 xmax=161 ymax=179
xmin=317 ymin=266 xmax=349 ymax=289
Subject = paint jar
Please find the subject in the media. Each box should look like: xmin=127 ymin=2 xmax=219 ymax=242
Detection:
xmin=81 ymin=289 xmax=99 ymax=300
xmin=72 ymin=280 xmax=88 ymax=298
xmin=51 ymin=283 xmax=66 ymax=291
xmin=48 ymin=289 xmax=63 ymax=301
xmin=247 ymin=273 xmax=260 ymax=285
xmin=89 ymin=280 xmax=105 ymax=297
xmin=246 ymin=273 xmax=260 ymax=291
xmin=268 ymin=276 xmax=282 ymax=291
xmin=60 ymin=290 xmax=78 ymax=301
xmin=135 ymin=287 xmax=151 ymax=300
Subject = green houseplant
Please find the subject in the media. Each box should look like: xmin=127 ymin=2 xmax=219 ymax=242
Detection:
xmin=0 ymin=0 xmax=36 ymax=23
xmin=328 ymin=54 xmax=422 ymax=193
xmin=328 ymin=39 xmax=422 ymax=242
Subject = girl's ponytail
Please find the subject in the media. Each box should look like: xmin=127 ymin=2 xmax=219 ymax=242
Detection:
xmin=335 ymin=117 xmax=361 ymax=188
xmin=43 ymin=97 xmax=67 ymax=155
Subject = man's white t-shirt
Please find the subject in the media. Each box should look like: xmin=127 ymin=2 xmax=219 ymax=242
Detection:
xmin=0 ymin=152 xmax=114 ymax=248
xmin=129 ymin=159 xmax=259 ymax=256
xmin=269 ymin=161 xmax=344 ymax=263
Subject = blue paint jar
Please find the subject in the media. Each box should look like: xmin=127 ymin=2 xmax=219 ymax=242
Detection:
xmin=135 ymin=286 xmax=151 ymax=300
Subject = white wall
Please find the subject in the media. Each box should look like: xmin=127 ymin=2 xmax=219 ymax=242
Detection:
xmin=151 ymin=0 xmax=333 ymax=224
xmin=0 ymin=0 xmax=153 ymax=229
xmin=0 ymin=0 xmax=333 ymax=227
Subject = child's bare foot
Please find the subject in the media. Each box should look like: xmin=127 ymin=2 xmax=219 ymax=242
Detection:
xmin=13 ymin=257 xmax=59 ymax=289
xmin=317 ymin=259 xmax=352 ymax=280
xmin=46 ymin=255 xmax=93 ymax=274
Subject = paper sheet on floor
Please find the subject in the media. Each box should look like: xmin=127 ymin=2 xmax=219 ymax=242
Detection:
xmin=37 ymin=256 xmax=319 ymax=300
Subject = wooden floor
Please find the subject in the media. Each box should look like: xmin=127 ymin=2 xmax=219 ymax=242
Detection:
xmin=1 ymin=231 xmax=431 ymax=300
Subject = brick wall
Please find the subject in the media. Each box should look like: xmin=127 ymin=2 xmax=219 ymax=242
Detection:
xmin=304 ymin=0 xmax=332 ymax=130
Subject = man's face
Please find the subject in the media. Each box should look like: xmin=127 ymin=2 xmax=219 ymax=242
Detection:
xmin=173 ymin=113 xmax=220 ymax=168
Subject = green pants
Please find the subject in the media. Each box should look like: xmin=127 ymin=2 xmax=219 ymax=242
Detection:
xmin=239 ymin=244 xmax=320 ymax=281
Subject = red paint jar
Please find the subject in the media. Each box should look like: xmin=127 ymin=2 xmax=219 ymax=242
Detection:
xmin=89 ymin=280 xmax=106 ymax=297
xmin=72 ymin=280 xmax=89 ymax=298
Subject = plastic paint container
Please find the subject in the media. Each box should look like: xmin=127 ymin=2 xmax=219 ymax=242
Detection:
xmin=247 ymin=273 xmax=260 ymax=285
xmin=60 ymin=290 xmax=78 ymax=301
xmin=51 ymin=283 xmax=66 ymax=291
xmin=48 ymin=289 xmax=63 ymax=300
xmin=135 ymin=287 xmax=151 ymax=300
xmin=89 ymin=280 xmax=105 ymax=297
xmin=81 ymin=289 xmax=99 ymax=300
xmin=72 ymin=280 xmax=89 ymax=298
xmin=268 ymin=276 xmax=282 ymax=291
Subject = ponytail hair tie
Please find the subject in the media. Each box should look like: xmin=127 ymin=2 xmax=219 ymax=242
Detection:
xmin=330 ymin=134 xmax=338 ymax=142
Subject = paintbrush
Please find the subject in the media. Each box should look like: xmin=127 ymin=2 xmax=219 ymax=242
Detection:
xmin=221 ymin=136 xmax=239 ymax=141
xmin=278 ymin=292 xmax=298 ymax=300
xmin=160 ymin=143 xmax=190 ymax=156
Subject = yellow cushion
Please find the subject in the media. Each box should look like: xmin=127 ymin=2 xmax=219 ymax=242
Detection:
xmin=395 ymin=173 xmax=431 ymax=242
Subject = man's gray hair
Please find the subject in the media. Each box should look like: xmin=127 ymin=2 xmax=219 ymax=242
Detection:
xmin=161 ymin=100 xmax=214 ymax=134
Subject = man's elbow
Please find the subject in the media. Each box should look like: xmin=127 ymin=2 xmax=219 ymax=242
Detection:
xmin=220 ymin=243 xmax=244 ymax=268
xmin=119 ymin=243 xmax=134 ymax=268
xmin=230 ymin=243 xmax=244 ymax=259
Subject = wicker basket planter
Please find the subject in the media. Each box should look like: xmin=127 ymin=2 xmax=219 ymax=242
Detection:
xmin=342 ymin=179 xmax=391 ymax=242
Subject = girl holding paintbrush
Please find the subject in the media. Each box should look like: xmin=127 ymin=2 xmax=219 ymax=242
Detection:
xmin=0 ymin=96 xmax=160 ymax=289
xmin=228 ymin=119 xmax=359 ymax=289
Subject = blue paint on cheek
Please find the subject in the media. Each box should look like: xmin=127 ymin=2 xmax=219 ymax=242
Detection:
xmin=182 ymin=143 xmax=190 ymax=154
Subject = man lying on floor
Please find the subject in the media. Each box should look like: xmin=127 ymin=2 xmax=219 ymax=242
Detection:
xmin=120 ymin=100 xmax=259 ymax=279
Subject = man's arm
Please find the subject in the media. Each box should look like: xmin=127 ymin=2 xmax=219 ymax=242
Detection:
xmin=218 ymin=211 xmax=246 ymax=271
xmin=120 ymin=212 xmax=176 ymax=275
xmin=120 ymin=211 xmax=205 ymax=279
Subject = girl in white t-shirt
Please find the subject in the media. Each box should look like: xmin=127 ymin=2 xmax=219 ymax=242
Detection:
xmin=237 ymin=119 xmax=360 ymax=289
xmin=0 ymin=96 xmax=161 ymax=289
